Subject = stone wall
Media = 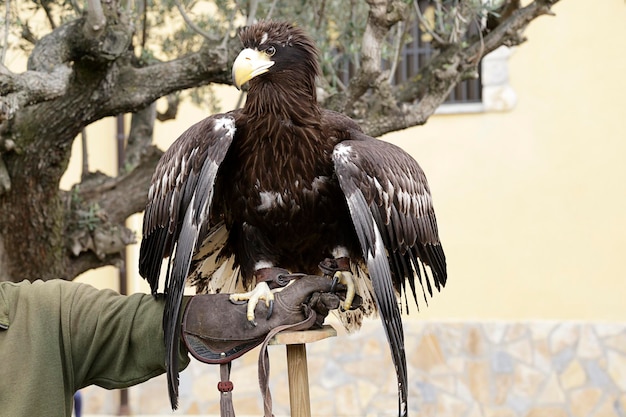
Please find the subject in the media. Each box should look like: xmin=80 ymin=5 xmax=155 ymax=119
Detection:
xmin=80 ymin=320 xmax=626 ymax=416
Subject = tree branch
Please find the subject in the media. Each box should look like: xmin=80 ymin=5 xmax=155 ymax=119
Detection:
xmin=355 ymin=0 xmax=560 ymax=137
xmin=125 ymin=103 xmax=157 ymax=173
xmin=84 ymin=0 xmax=107 ymax=37
xmin=65 ymin=252 xmax=126 ymax=281
xmin=0 ymin=65 xmax=72 ymax=121
xmin=105 ymin=37 xmax=236 ymax=114
xmin=62 ymin=145 xmax=163 ymax=275
xmin=413 ymin=0 xmax=445 ymax=45
xmin=27 ymin=19 xmax=81 ymax=72
xmin=78 ymin=145 xmax=163 ymax=223
xmin=0 ymin=156 xmax=10 ymax=195
xmin=41 ymin=0 xmax=58 ymax=29
xmin=11 ymin=8 xmax=129 ymax=120
xmin=156 ymin=94 xmax=179 ymax=121
xmin=341 ymin=0 xmax=407 ymax=114
xmin=173 ymin=0 xmax=217 ymax=41
xmin=1 ymin=0 xmax=9 ymax=64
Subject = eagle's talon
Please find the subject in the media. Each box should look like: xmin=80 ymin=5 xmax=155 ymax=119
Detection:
xmin=229 ymin=281 xmax=281 ymax=323
xmin=266 ymin=299 xmax=274 ymax=320
xmin=333 ymin=270 xmax=356 ymax=311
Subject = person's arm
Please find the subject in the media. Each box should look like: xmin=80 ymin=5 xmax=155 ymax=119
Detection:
xmin=60 ymin=282 xmax=190 ymax=391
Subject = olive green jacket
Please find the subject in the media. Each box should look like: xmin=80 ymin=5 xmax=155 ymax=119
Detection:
xmin=0 ymin=279 xmax=189 ymax=416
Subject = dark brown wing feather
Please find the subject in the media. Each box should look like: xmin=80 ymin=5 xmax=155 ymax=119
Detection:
xmin=139 ymin=112 xmax=238 ymax=409
xmin=333 ymin=129 xmax=446 ymax=305
xmin=139 ymin=113 xmax=237 ymax=288
xmin=332 ymin=128 xmax=447 ymax=417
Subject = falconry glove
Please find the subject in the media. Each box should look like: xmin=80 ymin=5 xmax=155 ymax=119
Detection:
xmin=181 ymin=274 xmax=357 ymax=417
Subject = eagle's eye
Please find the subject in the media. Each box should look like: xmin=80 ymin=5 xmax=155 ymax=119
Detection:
xmin=265 ymin=46 xmax=276 ymax=56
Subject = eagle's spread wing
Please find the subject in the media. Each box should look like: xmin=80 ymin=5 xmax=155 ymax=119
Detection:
xmin=333 ymin=129 xmax=447 ymax=417
xmin=139 ymin=113 xmax=237 ymax=408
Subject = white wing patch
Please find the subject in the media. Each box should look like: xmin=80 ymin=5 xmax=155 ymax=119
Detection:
xmin=213 ymin=116 xmax=236 ymax=138
xmin=333 ymin=143 xmax=353 ymax=164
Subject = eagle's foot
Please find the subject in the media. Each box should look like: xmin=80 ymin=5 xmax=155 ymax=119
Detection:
xmin=229 ymin=282 xmax=284 ymax=325
xmin=332 ymin=270 xmax=356 ymax=311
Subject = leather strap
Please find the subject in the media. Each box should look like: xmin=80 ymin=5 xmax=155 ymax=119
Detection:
xmin=254 ymin=267 xmax=306 ymax=290
xmin=257 ymin=306 xmax=318 ymax=417
xmin=318 ymin=257 xmax=351 ymax=277
xmin=219 ymin=363 xmax=235 ymax=417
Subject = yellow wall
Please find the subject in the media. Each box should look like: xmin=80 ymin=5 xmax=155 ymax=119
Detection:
xmin=72 ymin=1 xmax=626 ymax=320
xmin=387 ymin=0 xmax=626 ymax=320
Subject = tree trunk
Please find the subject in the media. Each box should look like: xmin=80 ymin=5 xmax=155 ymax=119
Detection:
xmin=0 ymin=161 xmax=69 ymax=282
xmin=0 ymin=55 xmax=143 ymax=282
xmin=0 ymin=62 xmax=106 ymax=281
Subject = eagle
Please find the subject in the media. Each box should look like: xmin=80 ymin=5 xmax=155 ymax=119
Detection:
xmin=139 ymin=20 xmax=446 ymax=416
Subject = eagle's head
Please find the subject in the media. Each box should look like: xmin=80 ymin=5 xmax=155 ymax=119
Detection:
xmin=232 ymin=21 xmax=320 ymax=91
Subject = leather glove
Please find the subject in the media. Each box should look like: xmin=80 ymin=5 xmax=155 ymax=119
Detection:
xmin=182 ymin=274 xmax=344 ymax=364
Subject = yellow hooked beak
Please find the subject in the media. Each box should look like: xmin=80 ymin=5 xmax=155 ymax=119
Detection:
xmin=232 ymin=48 xmax=275 ymax=90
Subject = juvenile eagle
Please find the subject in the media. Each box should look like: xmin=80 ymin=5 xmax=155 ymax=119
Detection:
xmin=139 ymin=20 xmax=446 ymax=415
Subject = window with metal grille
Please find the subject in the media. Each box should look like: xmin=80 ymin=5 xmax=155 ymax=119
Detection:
xmin=388 ymin=19 xmax=482 ymax=105
xmin=336 ymin=15 xmax=483 ymax=106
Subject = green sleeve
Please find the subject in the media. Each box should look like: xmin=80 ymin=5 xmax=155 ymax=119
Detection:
xmin=62 ymin=281 xmax=190 ymax=390
xmin=0 ymin=279 xmax=189 ymax=416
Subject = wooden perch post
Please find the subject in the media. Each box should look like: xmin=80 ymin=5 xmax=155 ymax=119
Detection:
xmin=270 ymin=325 xmax=337 ymax=417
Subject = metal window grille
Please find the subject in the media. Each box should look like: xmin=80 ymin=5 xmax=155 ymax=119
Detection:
xmin=337 ymin=15 xmax=482 ymax=105
xmin=391 ymin=18 xmax=482 ymax=104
